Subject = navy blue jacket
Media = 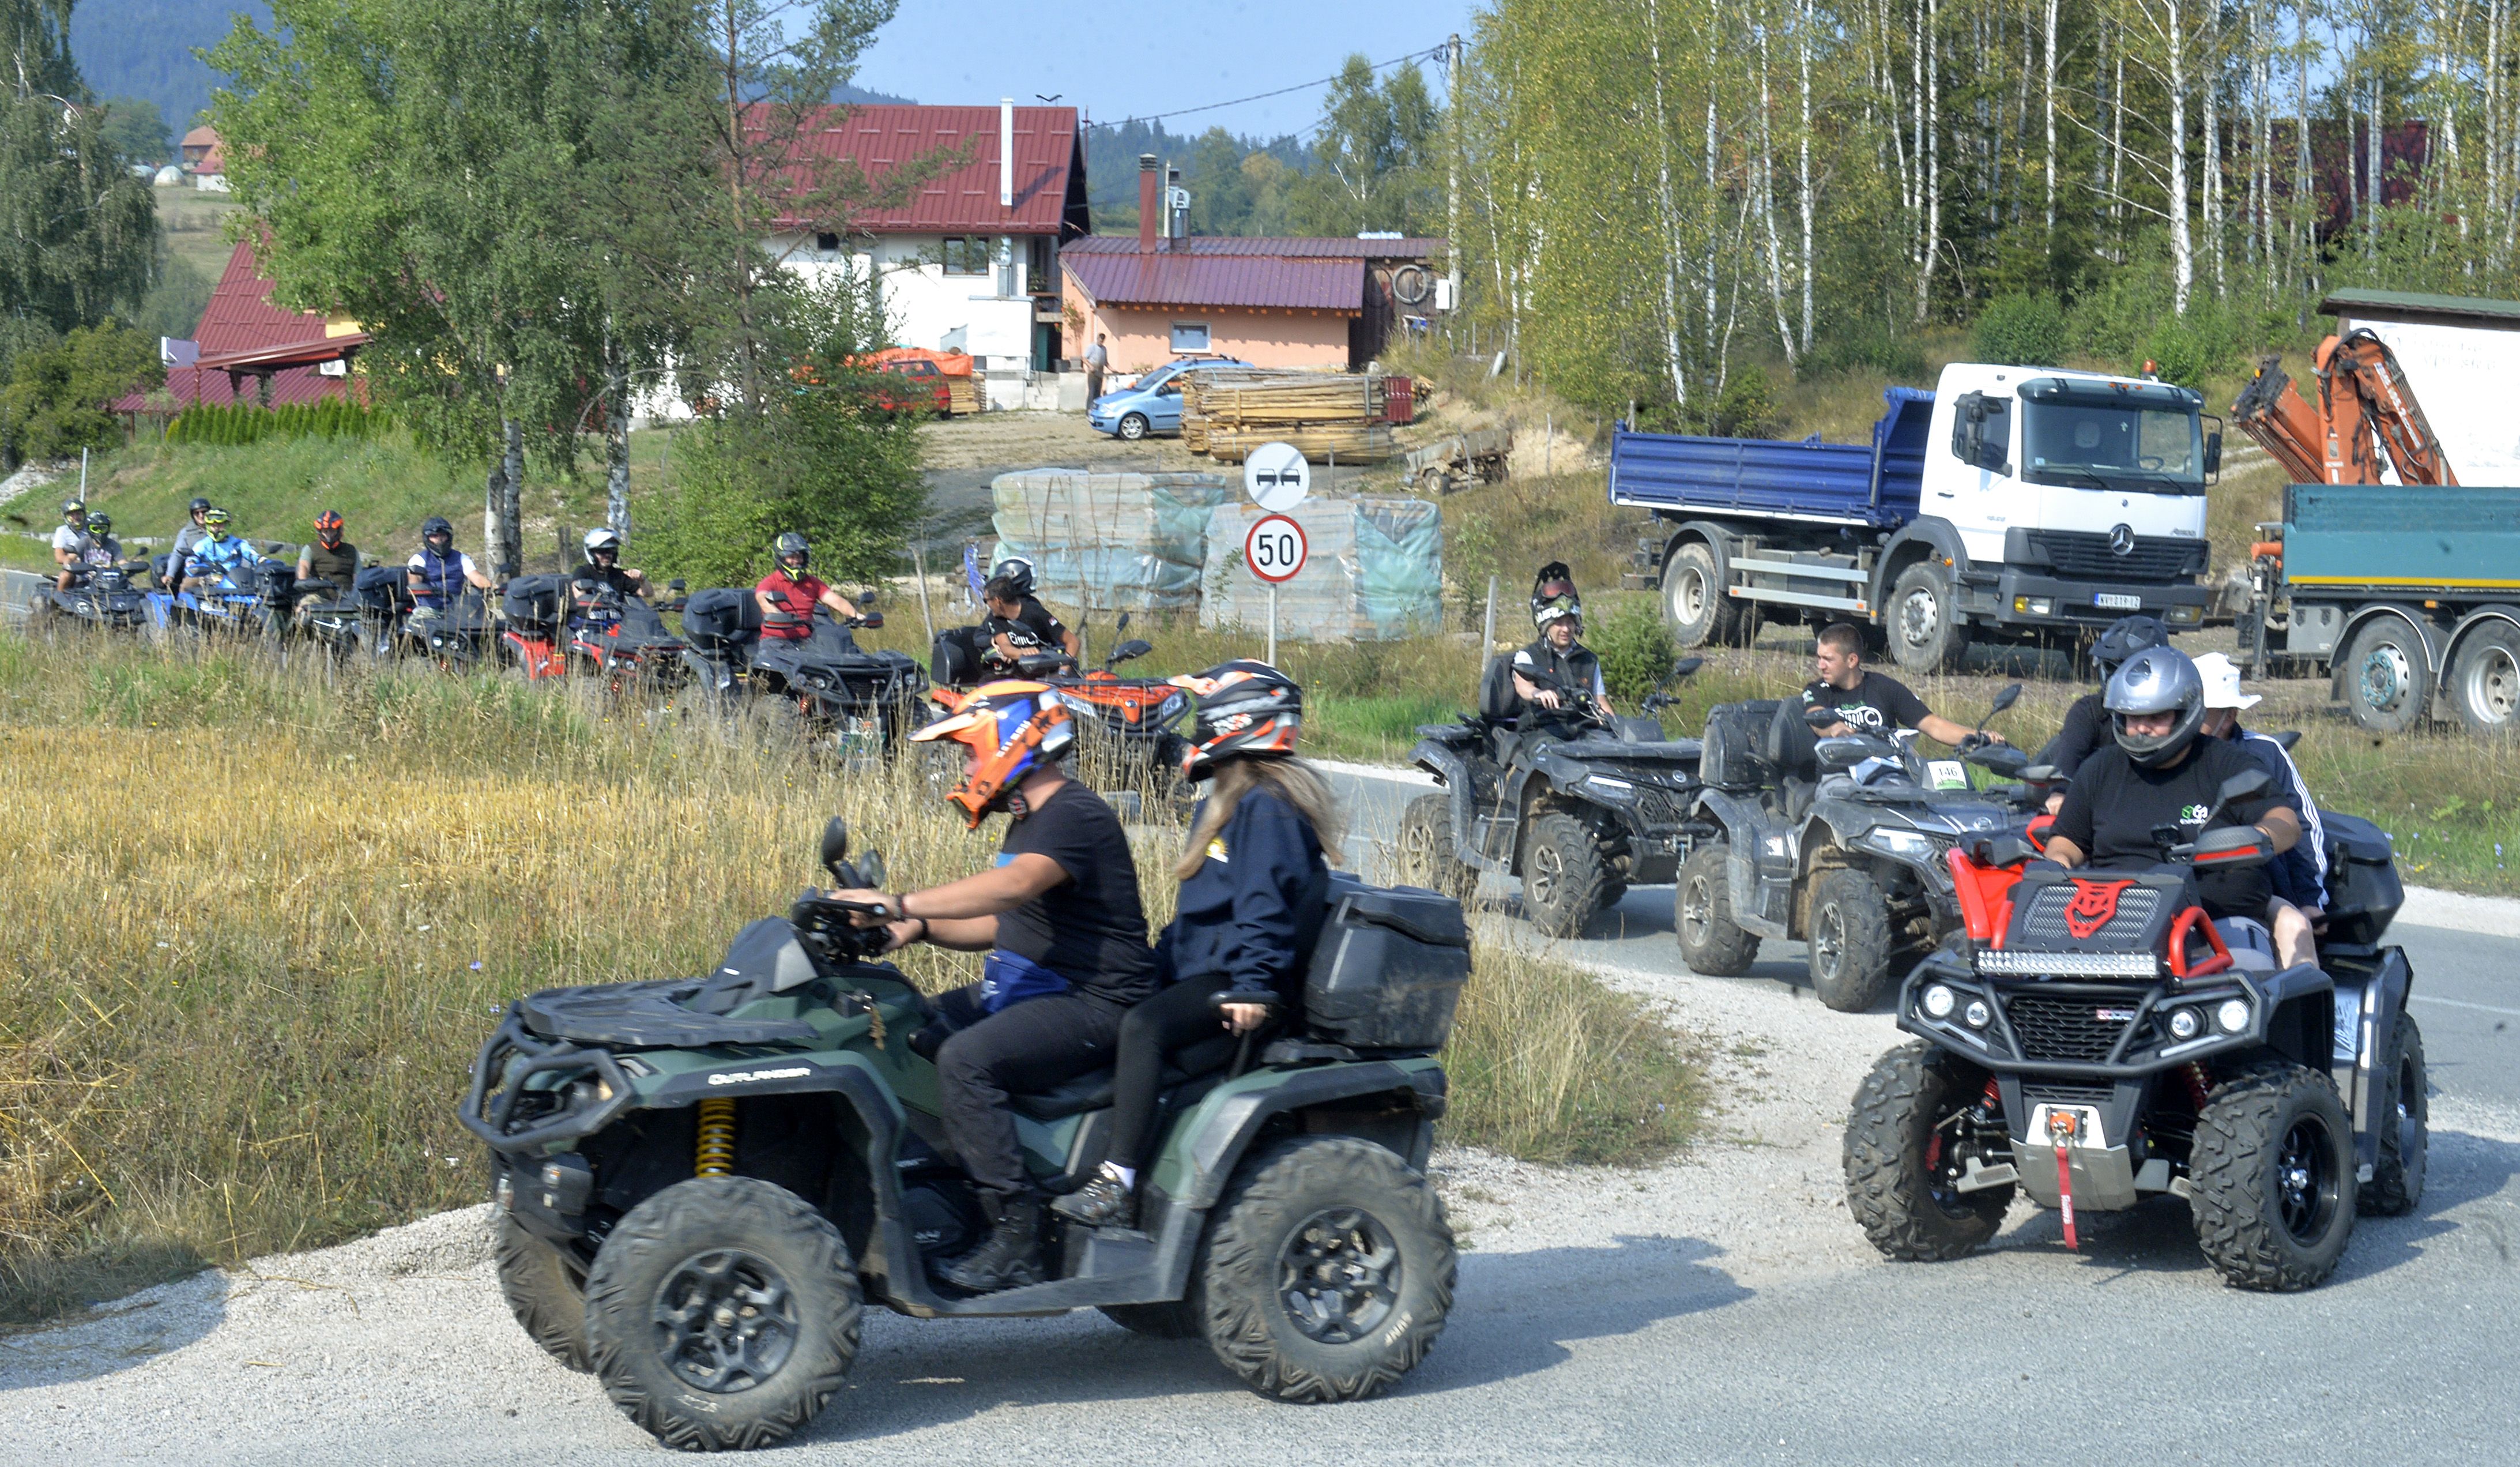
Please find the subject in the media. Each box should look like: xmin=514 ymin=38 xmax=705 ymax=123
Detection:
xmin=2223 ymin=724 xmax=2329 ymax=912
xmin=1155 ymin=787 xmax=1326 ymax=1002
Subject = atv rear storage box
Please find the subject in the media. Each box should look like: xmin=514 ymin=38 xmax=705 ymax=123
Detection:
xmin=931 ymin=625 xmax=988 ymax=686
xmin=502 ymin=573 xmax=571 ymax=627
xmin=2320 ymin=811 xmax=2405 ymax=947
xmin=680 ymin=586 xmax=760 ymax=652
xmin=352 ymin=563 xmax=412 ymax=613
xmin=1305 ymin=874 xmax=1471 ymax=1051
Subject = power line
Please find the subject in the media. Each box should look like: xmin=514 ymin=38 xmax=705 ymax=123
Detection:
xmin=1083 ymin=44 xmax=1447 ymax=131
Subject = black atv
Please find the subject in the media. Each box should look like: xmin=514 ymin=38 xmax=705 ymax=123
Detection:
xmin=748 ymin=602 xmax=929 ymax=758
xmin=1843 ymin=769 xmax=2425 ymax=1291
xmin=24 ymin=560 xmax=151 ymax=633
xmin=1676 ymin=686 xmax=2026 ymax=1011
xmin=463 ymin=818 xmax=1466 ymax=1450
xmin=295 ymin=565 xmax=412 ymax=663
xmin=1395 ymin=656 xmax=1704 ymax=936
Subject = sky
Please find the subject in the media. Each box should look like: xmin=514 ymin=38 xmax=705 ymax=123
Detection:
xmin=852 ymin=0 xmax=1481 ymax=140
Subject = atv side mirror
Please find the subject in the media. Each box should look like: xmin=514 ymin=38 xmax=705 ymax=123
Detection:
xmin=668 ymin=578 xmax=687 ymax=593
xmin=1671 ymin=656 xmax=1704 ymax=679
xmin=2216 ymin=768 xmax=2271 ymax=807
xmin=1116 ymin=611 xmax=1132 ymax=632
xmin=856 ymin=849 xmax=887 ymax=890
xmin=2272 ymin=729 xmax=2301 ymax=751
xmin=1989 ymin=682 xmax=2022 ymax=716
xmin=819 ymin=816 xmax=850 ymax=881
xmin=1113 ymin=638 xmax=1152 ymax=661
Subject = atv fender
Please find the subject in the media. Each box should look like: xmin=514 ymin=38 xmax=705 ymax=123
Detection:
xmin=1692 ymin=788 xmax=1791 ymax=940
xmin=2330 ymin=945 xmax=2413 ymax=1167
xmin=2251 ymin=963 xmax=2337 ymax=1079
xmin=1410 ymin=734 xmax=1509 ymax=874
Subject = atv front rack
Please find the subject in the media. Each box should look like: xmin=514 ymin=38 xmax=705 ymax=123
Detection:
xmin=460 ymin=1005 xmax=636 ymax=1153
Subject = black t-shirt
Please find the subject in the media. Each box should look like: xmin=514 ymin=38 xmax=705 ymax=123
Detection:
xmin=2052 ymin=738 xmax=2275 ymax=919
xmin=2039 ymin=691 xmax=2108 ymax=777
xmin=984 ymin=597 xmax=1067 ymax=659
xmin=993 ymin=781 xmax=1156 ymax=1005
xmin=302 ymin=542 xmax=359 ymax=590
xmin=1800 ymin=671 xmax=1933 ymax=736
xmin=572 ymin=562 xmax=641 ymax=596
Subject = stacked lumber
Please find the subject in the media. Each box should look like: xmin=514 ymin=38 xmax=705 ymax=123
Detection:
xmin=1182 ymin=370 xmax=1395 ymax=462
xmin=1204 ymin=422 xmax=1395 ymax=463
xmin=946 ymin=377 xmax=982 ymax=415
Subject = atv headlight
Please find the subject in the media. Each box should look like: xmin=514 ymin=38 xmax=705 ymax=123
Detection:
xmin=1057 ymin=691 xmax=1099 ymax=719
xmin=2217 ymin=998 xmax=2251 ymax=1034
xmin=1157 ymin=690 xmax=1188 ymax=721
xmin=1964 ymin=999 xmax=1993 ymax=1029
xmin=1922 ymin=983 xmax=1957 ymax=1019
xmin=2168 ymin=1007 xmax=2202 ymax=1041
xmin=1861 ymin=827 xmax=1937 ymax=860
xmin=1583 ymin=775 xmax=1637 ymax=800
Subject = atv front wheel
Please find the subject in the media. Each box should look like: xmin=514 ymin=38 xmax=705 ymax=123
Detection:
xmin=1193 ymin=1136 xmax=1455 ymax=1403
xmin=1519 ymin=811 xmax=1611 ymax=937
xmin=2360 ymin=1013 xmax=2428 ymax=1216
xmin=1807 ymin=867 xmax=1896 ymax=1011
xmin=582 ymin=1176 xmax=862 ymax=1451
xmin=2190 ymin=1063 xmax=2357 ymax=1291
xmin=1675 ymin=844 xmax=1760 ymax=975
xmin=1395 ymin=792 xmax=1475 ymax=902
xmin=494 ymin=1212 xmax=590 ymax=1372
xmin=1843 ymin=1041 xmax=2012 ymax=1260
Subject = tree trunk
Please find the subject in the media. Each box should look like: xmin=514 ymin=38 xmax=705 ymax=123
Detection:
xmin=496 ymin=417 xmax=525 ymax=577
xmin=2168 ymin=0 xmax=2192 ymax=315
xmin=1646 ymin=0 xmax=1690 ymax=413
xmin=1916 ymin=0 xmax=1940 ymax=322
xmin=1757 ymin=16 xmax=1796 ymax=364
xmin=1799 ymin=0 xmax=1815 ymax=354
xmin=2294 ymin=3 xmax=2312 ymax=288
xmin=2203 ymin=0 xmax=2224 ymax=299
xmin=606 ymin=341 xmax=632 ymax=539
xmin=2044 ymin=0 xmax=2058 ymax=235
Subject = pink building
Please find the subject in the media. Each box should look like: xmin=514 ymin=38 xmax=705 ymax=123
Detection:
xmin=1061 ymin=157 xmax=1441 ymax=375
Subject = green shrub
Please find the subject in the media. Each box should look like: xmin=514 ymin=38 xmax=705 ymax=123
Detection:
xmin=1589 ymin=595 xmax=1679 ymax=702
xmin=1973 ymin=292 xmax=2071 ymax=366
xmin=0 ymin=320 xmax=162 ymax=467
xmin=1707 ymin=364 xmax=1775 ymax=437
xmin=165 ymin=398 xmax=393 ymax=447
xmin=1805 ymin=318 xmax=1928 ymax=382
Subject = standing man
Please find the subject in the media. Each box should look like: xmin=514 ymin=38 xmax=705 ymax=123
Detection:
xmin=1800 ymin=622 xmax=2002 ymax=747
xmin=1082 ymin=332 xmax=1109 ymax=405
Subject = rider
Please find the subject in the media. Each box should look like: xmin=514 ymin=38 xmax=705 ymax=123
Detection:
xmin=180 ymin=508 xmax=259 ymax=592
xmin=2044 ymin=646 xmax=2302 ymax=936
xmin=296 ymin=510 xmax=360 ymax=596
xmin=2193 ymin=651 xmax=2325 ymax=968
xmin=2039 ymin=615 xmax=2171 ymax=811
xmin=1511 ymin=592 xmax=1615 ymax=727
xmin=162 ymin=496 xmax=211 ymax=589
xmin=79 ymin=512 xmax=121 ymax=569
xmin=405 ymin=516 xmax=493 ymax=619
xmin=571 ymin=527 xmax=647 ymax=598
xmin=980 ymin=558 xmax=1080 ymax=665
xmin=753 ymin=533 xmax=860 ymax=643
xmin=1053 ymin=661 xmax=1336 ymax=1229
xmin=1800 ymin=622 xmax=2001 ymax=747
xmin=838 ymin=681 xmax=1158 ymax=1292
xmin=50 ymin=499 xmax=93 ymax=591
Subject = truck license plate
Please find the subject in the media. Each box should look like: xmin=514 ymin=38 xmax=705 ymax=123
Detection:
xmin=2093 ymin=593 xmax=2141 ymax=610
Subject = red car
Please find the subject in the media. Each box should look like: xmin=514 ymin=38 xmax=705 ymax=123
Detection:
xmin=871 ymin=358 xmax=952 ymax=416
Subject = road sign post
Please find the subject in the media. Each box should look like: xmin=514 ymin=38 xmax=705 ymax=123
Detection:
xmin=1244 ymin=511 xmax=1307 ymax=665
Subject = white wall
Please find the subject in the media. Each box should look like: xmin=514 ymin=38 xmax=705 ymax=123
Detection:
xmin=2336 ymin=315 xmax=2520 ymax=484
xmin=767 ymin=232 xmax=1046 ymax=386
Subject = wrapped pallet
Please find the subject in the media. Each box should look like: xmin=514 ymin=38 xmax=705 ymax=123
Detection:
xmin=1200 ymin=498 xmax=1443 ymax=642
xmin=988 ymin=470 xmax=1233 ymax=612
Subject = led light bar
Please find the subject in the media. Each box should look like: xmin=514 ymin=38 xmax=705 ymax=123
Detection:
xmin=1974 ymin=950 xmax=2161 ymax=979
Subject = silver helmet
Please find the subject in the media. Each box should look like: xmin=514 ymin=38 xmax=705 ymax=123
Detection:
xmin=2104 ymin=646 xmax=2205 ymax=768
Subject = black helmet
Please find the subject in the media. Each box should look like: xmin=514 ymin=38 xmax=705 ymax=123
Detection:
xmin=1530 ymin=560 xmax=1576 ymax=611
xmin=420 ymin=516 xmax=454 ymax=546
xmin=2104 ymin=646 xmax=2206 ymax=768
xmin=61 ymin=498 xmax=85 ymax=518
xmin=990 ymin=556 xmax=1035 ymax=598
xmin=85 ymin=511 xmax=110 ymax=536
xmin=188 ymin=496 xmax=212 ymax=516
xmin=2092 ymin=615 xmax=2171 ymax=674
xmin=775 ymin=532 xmax=810 ymax=573
xmin=1173 ymin=661 xmax=1303 ymax=781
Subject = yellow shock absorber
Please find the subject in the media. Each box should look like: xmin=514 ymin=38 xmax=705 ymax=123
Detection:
xmin=695 ymin=1097 xmax=737 ymax=1178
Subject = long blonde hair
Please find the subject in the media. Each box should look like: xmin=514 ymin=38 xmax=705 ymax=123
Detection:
xmin=1177 ymin=755 xmax=1346 ymax=879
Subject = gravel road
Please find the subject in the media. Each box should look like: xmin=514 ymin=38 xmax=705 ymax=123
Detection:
xmin=3 ymin=765 xmax=2514 ymax=1464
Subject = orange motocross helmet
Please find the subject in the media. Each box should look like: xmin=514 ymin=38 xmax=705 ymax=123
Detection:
xmin=911 ymin=680 xmax=1076 ymax=827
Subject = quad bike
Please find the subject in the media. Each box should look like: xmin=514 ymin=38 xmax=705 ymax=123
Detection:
xmin=498 ymin=574 xmax=577 ymax=680
xmin=748 ymin=604 xmax=929 ymax=759
xmin=24 ymin=560 xmax=151 ymax=633
xmin=462 ymin=818 xmax=1466 ymax=1451
xmin=400 ymin=588 xmax=500 ymax=670
xmin=1395 ymin=656 xmax=1704 ymax=937
xmin=293 ymin=565 xmax=412 ymax=663
xmin=1676 ymin=686 xmax=2026 ymax=1011
xmin=567 ymin=578 xmax=693 ymax=695
xmin=937 ymin=614 xmax=1194 ymax=783
xmin=149 ymin=556 xmax=295 ymax=644
xmin=1842 ymin=768 xmax=2425 ymax=1291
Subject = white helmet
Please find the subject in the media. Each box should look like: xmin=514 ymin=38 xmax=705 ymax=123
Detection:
xmin=583 ymin=528 xmax=623 ymax=560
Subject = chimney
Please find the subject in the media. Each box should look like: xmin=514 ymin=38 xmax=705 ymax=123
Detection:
xmin=998 ymin=99 xmax=1014 ymax=208
xmin=1166 ymin=165 xmax=1185 ymax=248
xmin=1137 ymin=155 xmax=1159 ymax=252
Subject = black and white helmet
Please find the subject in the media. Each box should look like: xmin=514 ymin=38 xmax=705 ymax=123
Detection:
xmin=990 ymin=556 xmax=1035 ymax=598
xmin=2104 ymin=646 xmax=2206 ymax=768
xmin=583 ymin=527 xmax=622 ymax=562
xmin=774 ymin=532 xmax=810 ymax=573
xmin=2092 ymin=614 xmax=2171 ymax=674
xmin=1173 ymin=660 xmax=1303 ymax=781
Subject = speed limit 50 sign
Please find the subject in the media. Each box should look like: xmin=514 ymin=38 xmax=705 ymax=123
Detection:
xmin=1244 ymin=514 xmax=1308 ymax=584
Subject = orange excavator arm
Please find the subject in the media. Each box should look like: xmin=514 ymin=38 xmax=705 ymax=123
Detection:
xmin=2231 ymin=356 xmax=2330 ymax=483
xmin=2325 ymin=328 xmax=2458 ymax=487
xmin=2229 ymin=329 xmax=2459 ymax=487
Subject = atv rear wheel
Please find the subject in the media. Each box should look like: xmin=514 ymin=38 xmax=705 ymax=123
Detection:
xmin=494 ymin=1212 xmax=591 ymax=1372
xmin=1807 ymin=867 xmax=1896 ymax=1011
xmin=1843 ymin=1041 xmax=2012 ymax=1260
xmin=2360 ymin=1013 xmax=2428 ymax=1216
xmin=582 ymin=1176 xmax=862 ymax=1451
xmin=1675 ymin=844 xmax=1760 ymax=975
xmin=2190 ymin=1063 xmax=2357 ymax=1291
xmin=1519 ymin=811 xmax=1610 ymax=937
xmin=1396 ymin=792 xmax=1475 ymax=902
xmin=1192 ymin=1136 xmax=1454 ymax=1403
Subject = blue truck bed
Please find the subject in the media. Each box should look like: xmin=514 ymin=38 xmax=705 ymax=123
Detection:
xmin=2283 ymin=483 xmax=2520 ymax=593
xmin=1607 ymin=387 xmax=1934 ymax=530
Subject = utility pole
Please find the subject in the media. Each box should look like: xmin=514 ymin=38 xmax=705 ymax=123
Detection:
xmin=1447 ymin=33 xmax=1464 ymax=347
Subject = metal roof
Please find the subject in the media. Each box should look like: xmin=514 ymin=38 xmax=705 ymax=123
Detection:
xmin=763 ymin=104 xmax=1086 ymax=236
xmin=1063 ymin=250 xmax=1362 ymax=311
xmin=1064 ymin=235 xmax=1444 ymax=259
xmin=2319 ymin=288 xmax=2520 ymax=332
xmin=193 ymin=239 xmax=365 ymax=360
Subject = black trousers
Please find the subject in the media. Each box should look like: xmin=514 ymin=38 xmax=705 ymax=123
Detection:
xmin=1107 ymin=975 xmax=1236 ymax=1172
xmin=931 ymin=983 xmax=1125 ymax=1201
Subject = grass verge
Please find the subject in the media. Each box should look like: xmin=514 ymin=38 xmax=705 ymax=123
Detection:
xmin=0 ymin=629 xmax=1704 ymax=1324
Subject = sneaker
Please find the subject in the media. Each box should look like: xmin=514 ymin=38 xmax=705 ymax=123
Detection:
xmin=1050 ymin=1168 xmax=1136 ymax=1228
xmin=938 ymin=1194 xmax=1045 ymax=1293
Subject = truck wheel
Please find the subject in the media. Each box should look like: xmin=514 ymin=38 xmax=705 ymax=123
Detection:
xmin=1117 ymin=411 xmax=1150 ymax=441
xmin=2341 ymin=619 xmax=2432 ymax=735
xmin=2447 ymin=622 xmax=2520 ymax=738
xmin=1192 ymin=1135 xmax=1455 ymax=1403
xmin=1519 ymin=811 xmax=1610 ymax=937
xmin=581 ymin=1176 xmax=862 ymax=1451
xmin=494 ymin=1212 xmax=591 ymax=1372
xmin=1396 ymin=792 xmax=1476 ymax=902
xmin=1886 ymin=562 xmax=1971 ymax=674
xmin=2360 ymin=1013 xmax=2428 ymax=1217
xmin=1807 ymin=867 xmax=1896 ymax=1011
xmin=2189 ymin=1063 xmax=2357 ymax=1291
xmin=1099 ymin=1300 xmax=1200 ymax=1338
xmin=1674 ymin=844 xmax=1760 ymax=975
xmin=1662 ymin=540 xmax=1738 ymax=647
xmin=1843 ymin=1040 xmax=2010 ymax=1260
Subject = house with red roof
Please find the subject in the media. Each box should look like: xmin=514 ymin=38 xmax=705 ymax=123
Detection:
xmin=112 ymin=238 xmax=367 ymax=418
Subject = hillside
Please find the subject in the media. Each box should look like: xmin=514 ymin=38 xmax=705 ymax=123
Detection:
xmin=69 ymin=0 xmax=268 ymax=155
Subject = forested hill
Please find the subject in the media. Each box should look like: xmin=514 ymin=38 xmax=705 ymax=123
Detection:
xmin=69 ymin=0 xmax=268 ymax=153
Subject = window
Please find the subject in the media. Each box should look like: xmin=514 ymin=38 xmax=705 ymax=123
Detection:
xmin=1170 ymin=321 xmax=1211 ymax=353
xmin=2022 ymin=400 xmax=2203 ymax=493
xmin=1027 ymin=237 xmax=1054 ymax=295
xmin=814 ymin=232 xmax=839 ymax=254
xmin=941 ymin=236 xmax=991 ymax=276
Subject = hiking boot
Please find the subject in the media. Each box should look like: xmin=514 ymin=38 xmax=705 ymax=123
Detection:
xmin=1050 ymin=1167 xmax=1136 ymax=1228
xmin=939 ymin=1193 xmax=1044 ymax=1293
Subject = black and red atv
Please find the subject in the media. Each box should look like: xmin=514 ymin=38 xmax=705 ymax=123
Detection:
xmin=567 ymin=578 xmax=691 ymax=694
xmin=1842 ymin=766 xmax=2426 ymax=1291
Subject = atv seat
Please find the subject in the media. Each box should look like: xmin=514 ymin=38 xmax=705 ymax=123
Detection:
xmin=1698 ymin=699 xmax=1782 ymax=789
xmin=2212 ymin=916 xmax=2281 ymax=972
xmin=1762 ymin=700 xmax=1822 ymax=823
xmin=1007 ymin=1033 xmax=1242 ymax=1120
